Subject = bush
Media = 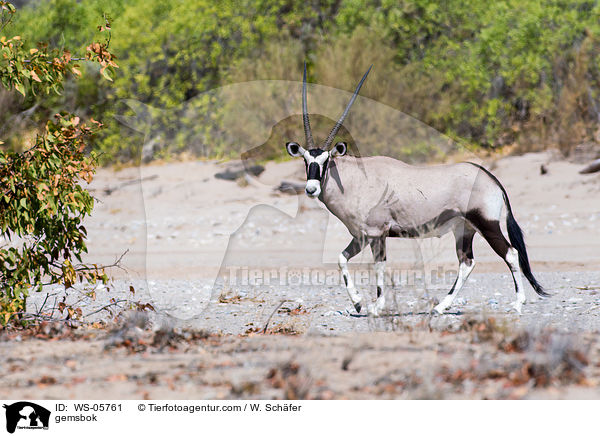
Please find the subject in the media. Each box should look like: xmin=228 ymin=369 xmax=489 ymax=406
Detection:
xmin=4 ymin=0 xmax=600 ymax=160
xmin=0 ymin=1 xmax=116 ymax=324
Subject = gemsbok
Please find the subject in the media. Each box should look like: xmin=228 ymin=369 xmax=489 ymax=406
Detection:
xmin=285 ymin=64 xmax=548 ymax=316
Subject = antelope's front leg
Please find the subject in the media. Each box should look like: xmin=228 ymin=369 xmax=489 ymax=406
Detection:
xmin=339 ymin=238 xmax=365 ymax=313
xmin=368 ymin=238 xmax=387 ymax=317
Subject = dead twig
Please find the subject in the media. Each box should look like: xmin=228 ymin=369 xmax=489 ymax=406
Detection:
xmin=84 ymin=299 xmax=127 ymax=318
xmin=263 ymin=300 xmax=292 ymax=334
xmin=74 ymin=249 xmax=129 ymax=274
xmin=35 ymin=291 xmax=59 ymax=317
xmin=101 ymin=175 xmax=158 ymax=196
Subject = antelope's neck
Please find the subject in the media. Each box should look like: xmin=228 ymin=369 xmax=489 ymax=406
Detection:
xmin=318 ymin=159 xmax=347 ymax=213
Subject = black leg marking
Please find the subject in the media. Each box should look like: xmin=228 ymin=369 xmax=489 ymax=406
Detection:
xmin=434 ymin=224 xmax=478 ymax=314
xmin=342 ymin=237 xmax=363 ymax=260
xmin=340 ymin=237 xmax=366 ymax=314
xmin=466 ymin=209 xmax=510 ymax=258
xmin=369 ymin=238 xmax=387 ymax=262
xmin=466 ymin=210 xmax=527 ymax=298
xmin=456 ymin=228 xmax=475 ymax=265
xmin=447 ymin=227 xmax=476 ymax=296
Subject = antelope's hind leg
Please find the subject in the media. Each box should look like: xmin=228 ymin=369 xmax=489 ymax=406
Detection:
xmin=467 ymin=213 xmax=527 ymax=313
xmin=368 ymin=237 xmax=387 ymax=317
xmin=504 ymin=247 xmax=527 ymax=313
xmin=339 ymin=237 xmax=365 ymax=313
xmin=434 ymin=225 xmax=476 ymax=314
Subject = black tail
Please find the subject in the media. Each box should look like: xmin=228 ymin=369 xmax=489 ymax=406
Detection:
xmin=505 ymin=200 xmax=549 ymax=297
xmin=467 ymin=162 xmax=549 ymax=297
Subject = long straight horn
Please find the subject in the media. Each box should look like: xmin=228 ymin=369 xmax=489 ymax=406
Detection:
xmin=323 ymin=65 xmax=372 ymax=150
xmin=302 ymin=62 xmax=315 ymax=149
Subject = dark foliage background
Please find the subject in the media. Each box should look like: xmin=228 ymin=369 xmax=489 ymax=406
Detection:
xmin=2 ymin=0 xmax=600 ymax=163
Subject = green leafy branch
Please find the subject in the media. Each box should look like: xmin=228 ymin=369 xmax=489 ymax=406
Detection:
xmin=0 ymin=1 xmax=118 ymax=325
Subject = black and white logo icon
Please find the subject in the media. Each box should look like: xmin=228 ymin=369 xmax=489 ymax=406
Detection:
xmin=3 ymin=402 xmax=50 ymax=433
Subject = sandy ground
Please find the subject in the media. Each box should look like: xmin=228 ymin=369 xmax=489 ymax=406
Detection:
xmin=3 ymin=150 xmax=600 ymax=399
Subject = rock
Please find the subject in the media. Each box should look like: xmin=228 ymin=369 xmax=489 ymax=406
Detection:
xmin=215 ymin=163 xmax=265 ymax=181
xmin=580 ymin=158 xmax=600 ymax=174
xmin=274 ymin=180 xmax=304 ymax=194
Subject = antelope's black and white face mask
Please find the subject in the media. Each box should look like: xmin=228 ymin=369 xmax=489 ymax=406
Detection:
xmin=286 ymin=141 xmax=347 ymax=198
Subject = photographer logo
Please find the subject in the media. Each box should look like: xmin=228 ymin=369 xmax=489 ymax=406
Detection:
xmin=3 ymin=402 xmax=50 ymax=433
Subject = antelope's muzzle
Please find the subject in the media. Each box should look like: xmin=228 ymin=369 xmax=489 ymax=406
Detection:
xmin=305 ymin=179 xmax=321 ymax=198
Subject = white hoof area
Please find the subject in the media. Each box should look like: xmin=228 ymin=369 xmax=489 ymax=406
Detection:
xmin=433 ymin=304 xmax=446 ymax=315
xmin=510 ymin=301 xmax=523 ymax=314
xmin=348 ymin=293 xmax=362 ymax=314
xmin=367 ymin=304 xmax=380 ymax=317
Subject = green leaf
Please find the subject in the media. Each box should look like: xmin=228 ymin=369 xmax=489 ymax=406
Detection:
xmin=14 ymin=81 xmax=25 ymax=96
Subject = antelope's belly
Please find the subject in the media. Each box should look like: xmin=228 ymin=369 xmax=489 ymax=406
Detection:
xmin=389 ymin=214 xmax=464 ymax=239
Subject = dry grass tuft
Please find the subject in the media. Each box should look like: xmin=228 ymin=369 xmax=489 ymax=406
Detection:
xmin=266 ymin=361 xmax=312 ymax=400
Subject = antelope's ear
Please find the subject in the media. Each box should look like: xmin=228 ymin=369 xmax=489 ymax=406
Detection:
xmin=286 ymin=141 xmax=304 ymax=158
xmin=330 ymin=142 xmax=347 ymax=157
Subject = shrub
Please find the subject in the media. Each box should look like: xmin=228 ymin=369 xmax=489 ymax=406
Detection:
xmin=0 ymin=1 xmax=116 ymax=324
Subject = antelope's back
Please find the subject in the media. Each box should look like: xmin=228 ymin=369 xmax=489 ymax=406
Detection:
xmin=326 ymin=156 xmax=505 ymax=228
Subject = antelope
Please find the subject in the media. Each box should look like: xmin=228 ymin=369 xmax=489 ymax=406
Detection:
xmin=285 ymin=64 xmax=548 ymax=316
